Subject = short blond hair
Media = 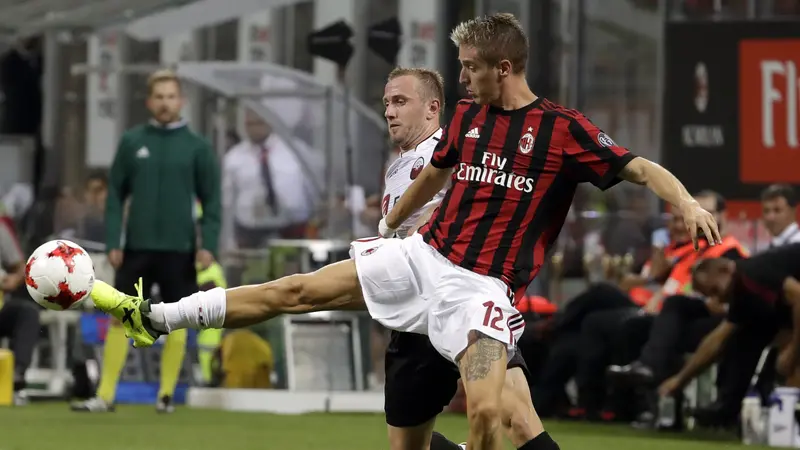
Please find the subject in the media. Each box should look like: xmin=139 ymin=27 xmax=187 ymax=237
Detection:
xmin=450 ymin=13 xmax=528 ymax=74
xmin=387 ymin=67 xmax=445 ymax=108
xmin=147 ymin=69 xmax=181 ymax=95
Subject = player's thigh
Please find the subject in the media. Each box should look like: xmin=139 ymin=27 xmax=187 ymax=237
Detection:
xmin=155 ymin=251 xmax=198 ymax=303
xmin=457 ymin=332 xmax=508 ymax=415
xmin=384 ymin=331 xmax=460 ymax=428
xmin=429 ymin=272 xmax=523 ymax=363
xmin=298 ymin=259 xmax=365 ymax=309
xmin=351 ymin=237 xmax=426 ymax=333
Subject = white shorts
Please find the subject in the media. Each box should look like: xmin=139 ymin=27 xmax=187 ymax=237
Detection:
xmin=350 ymin=233 xmax=525 ymax=363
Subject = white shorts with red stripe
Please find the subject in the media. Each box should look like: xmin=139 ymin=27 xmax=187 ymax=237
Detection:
xmin=350 ymin=233 xmax=525 ymax=364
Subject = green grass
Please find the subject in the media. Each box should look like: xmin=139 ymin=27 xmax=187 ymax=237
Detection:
xmin=0 ymin=403 xmax=762 ymax=450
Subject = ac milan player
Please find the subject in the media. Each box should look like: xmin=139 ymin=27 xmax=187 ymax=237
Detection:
xmin=90 ymin=13 xmax=720 ymax=450
xmin=379 ymin=67 xmax=541 ymax=450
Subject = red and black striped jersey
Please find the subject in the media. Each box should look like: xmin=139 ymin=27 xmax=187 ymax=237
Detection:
xmin=419 ymin=97 xmax=636 ymax=299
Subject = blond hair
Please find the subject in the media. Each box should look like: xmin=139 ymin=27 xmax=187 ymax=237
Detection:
xmin=450 ymin=13 xmax=528 ymax=74
xmin=387 ymin=67 xmax=445 ymax=108
xmin=147 ymin=69 xmax=182 ymax=95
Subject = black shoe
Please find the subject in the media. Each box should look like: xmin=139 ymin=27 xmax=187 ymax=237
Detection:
xmin=607 ymin=361 xmax=655 ymax=386
xmin=691 ymin=401 xmax=738 ymax=429
xmin=156 ymin=395 xmax=175 ymax=414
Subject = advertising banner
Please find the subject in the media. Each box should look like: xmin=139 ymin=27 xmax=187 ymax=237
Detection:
xmin=663 ymin=22 xmax=800 ymax=203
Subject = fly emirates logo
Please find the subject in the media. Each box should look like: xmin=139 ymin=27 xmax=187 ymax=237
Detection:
xmin=740 ymin=40 xmax=800 ymax=183
xmin=455 ymin=152 xmax=535 ymax=193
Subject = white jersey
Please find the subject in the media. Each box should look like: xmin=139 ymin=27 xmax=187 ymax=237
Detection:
xmin=382 ymin=129 xmax=447 ymax=238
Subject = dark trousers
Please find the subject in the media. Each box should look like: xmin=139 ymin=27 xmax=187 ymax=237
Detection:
xmin=638 ymin=295 xmax=721 ymax=383
xmin=554 ymin=283 xmax=637 ymax=333
xmin=576 ymin=307 xmax=643 ymax=410
xmin=712 ymin=324 xmax=777 ymax=418
xmin=0 ymin=298 xmax=41 ymax=390
xmin=533 ymin=283 xmax=637 ymax=414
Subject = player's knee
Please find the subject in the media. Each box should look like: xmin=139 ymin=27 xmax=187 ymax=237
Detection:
xmin=259 ymin=274 xmax=309 ymax=309
xmin=467 ymin=397 xmax=502 ymax=433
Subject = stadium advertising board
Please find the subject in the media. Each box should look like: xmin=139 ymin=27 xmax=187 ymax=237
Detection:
xmin=663 ymin=22 xmax=800 ymax=202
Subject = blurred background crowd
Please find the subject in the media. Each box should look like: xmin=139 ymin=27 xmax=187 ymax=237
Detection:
xmin=0 ymin=0 xmax=798 ymax=446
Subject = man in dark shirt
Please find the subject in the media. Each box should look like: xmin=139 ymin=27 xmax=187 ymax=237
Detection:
xmin=660 ymin=243 xmax=800 ymax=396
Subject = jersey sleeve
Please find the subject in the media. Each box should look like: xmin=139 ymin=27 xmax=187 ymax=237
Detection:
xmin=431 ymin=102 xmax=470 ymax=169
xmin=563 ymin=113 xmax=636 ymax=190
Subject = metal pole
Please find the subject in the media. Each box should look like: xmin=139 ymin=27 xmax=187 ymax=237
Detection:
xmin=324 ymin=86 xmax=336 ymax=239
xmin=574 ymin=0 xmax=586 ymax=110
xmin=341 ymin=73 xmax=355 ymax=241
xmin=41 ymin=31 xmax=62 ymax=189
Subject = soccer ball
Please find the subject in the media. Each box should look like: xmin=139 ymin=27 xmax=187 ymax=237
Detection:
xmin=25 ymin=239 xmax=95 ymax=311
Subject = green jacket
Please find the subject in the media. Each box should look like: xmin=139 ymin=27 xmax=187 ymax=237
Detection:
xmin=105 ymin=121 xmax=221 ymax=256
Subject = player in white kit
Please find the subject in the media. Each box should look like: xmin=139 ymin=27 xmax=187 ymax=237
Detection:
xmin=369 ymin=68 xmax=544 ymax=450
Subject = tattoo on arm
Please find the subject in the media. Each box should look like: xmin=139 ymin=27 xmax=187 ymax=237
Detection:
xmin=462 ymin=333 xmax=505 ymax=381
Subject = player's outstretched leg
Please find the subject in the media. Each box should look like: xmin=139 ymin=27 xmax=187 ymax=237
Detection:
xmin=458 ymin=332 xmax=507 ymax=450
xmin=91 ymin=260 xmax=364 ymax=347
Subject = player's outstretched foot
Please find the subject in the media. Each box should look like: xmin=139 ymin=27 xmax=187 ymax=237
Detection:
xmin=90 ymin=278 xmax=161 ymax=348
xmin=156 ymin=395 xmax=175 ymax=414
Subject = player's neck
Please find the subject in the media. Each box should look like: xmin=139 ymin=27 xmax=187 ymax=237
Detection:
xmin=494 ymin=76 xmax=538 ymax=110
xmin=400 ymin=124 xmax=440 ymax=154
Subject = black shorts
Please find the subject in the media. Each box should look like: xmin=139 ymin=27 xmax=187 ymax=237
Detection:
xmin=384 ymin=330 xmax=530 ymax=427
xmin=116 ymin=250 xmax=198 ymax=303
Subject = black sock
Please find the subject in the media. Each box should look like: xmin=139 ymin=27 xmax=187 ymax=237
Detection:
xmin=430 ymin=431 xmax=462 ymax=450
xmin=519 ymin=432 xmax=560 ymax=450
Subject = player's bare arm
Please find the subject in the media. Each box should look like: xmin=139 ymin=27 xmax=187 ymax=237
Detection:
xmin=383 ymin=164 xmax=452 ymax=233
xmin=658 ymin=320 xmax=736 ymax=396
xmin=618 ymin=157 xmax=722 ymax=248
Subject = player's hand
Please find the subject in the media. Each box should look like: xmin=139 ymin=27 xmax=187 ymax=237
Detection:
xmin=658 ymin=375 xmax=684 ymax=397
xmin=196 ymin=249 xmax=215 ymax=269
xmin=108 ymin=249 xmax=124 ymax=269
xmin=679 ymin=200 xmax=722 ymax=249
xmin=378 ymin=218 xmax=397 ymax=238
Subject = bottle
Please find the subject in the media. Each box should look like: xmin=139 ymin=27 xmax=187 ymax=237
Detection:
xmin=658 ymin=395 xmax=676 ymax=429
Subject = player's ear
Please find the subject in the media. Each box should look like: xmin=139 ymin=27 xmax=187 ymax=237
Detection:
xmin=427 ymin=99 xmax=440 ymax=119
xmin=498 ymin=59 xmax=512 ymax=78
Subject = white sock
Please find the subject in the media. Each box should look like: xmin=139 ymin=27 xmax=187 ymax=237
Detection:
xmin=147 ymin=287 xmax=227 ymax=332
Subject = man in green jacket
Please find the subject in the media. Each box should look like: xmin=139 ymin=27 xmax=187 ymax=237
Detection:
xmin=72 ymin=69 xmax=221 ymax=413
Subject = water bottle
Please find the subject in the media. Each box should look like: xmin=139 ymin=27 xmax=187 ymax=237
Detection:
xmin=741 ymin=395 xmax=767 ymax=445
xmin=658 ymin=396 xmax=676 ymax=429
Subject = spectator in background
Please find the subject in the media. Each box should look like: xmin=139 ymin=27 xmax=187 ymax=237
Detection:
xmin=0 ymin=219 xmax=39 ymax=405
xmin=685 ymin=184 xmax=800 ymax=427
xmin=53 ymin=171 xmax=108 ymax=243
xmin=223 ymin=109 xmax=319 ymax=248
xmin=72 ymin=69 xmax=221 ymax=413
xmin=761 ymin=184 xmax=800 ymax=248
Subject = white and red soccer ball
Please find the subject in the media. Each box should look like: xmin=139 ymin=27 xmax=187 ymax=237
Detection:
xmin=24 ymin=239 xmax=95 ymax=311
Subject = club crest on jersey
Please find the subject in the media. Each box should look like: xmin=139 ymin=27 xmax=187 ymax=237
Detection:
xmin=361 ymin=246 xmax=380 ymax=256
xmin=410 ymin=157 xmax=425 ymax=180
xmin=518 ymin=127 xmax=535 ymax=154
xmin=597 ymin=132 xmax=616 ymax=147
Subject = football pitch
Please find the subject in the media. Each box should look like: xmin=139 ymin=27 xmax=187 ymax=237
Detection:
xmin=0 ymin=403 xmax=760 ymax=450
